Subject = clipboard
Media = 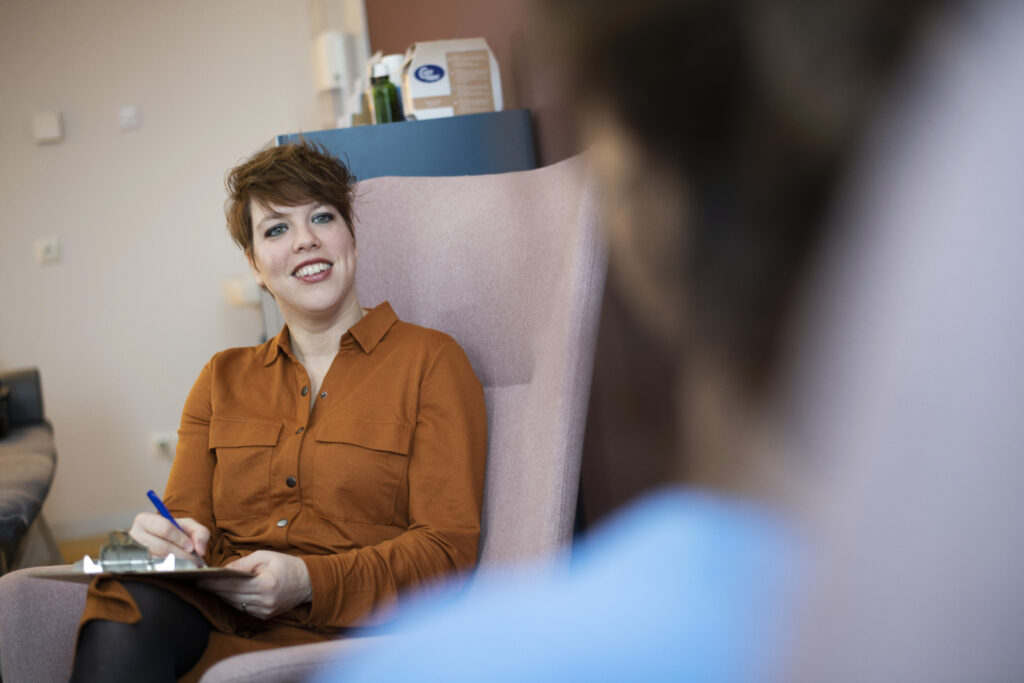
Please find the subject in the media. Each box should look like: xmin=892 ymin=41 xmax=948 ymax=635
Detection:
xmin=26 ymin=565 xmax=253 ymax=585
xmin=26 ymin=530 xmax=253 ymax=583
xmin=26 ymin=564 xmax=253 ymax=583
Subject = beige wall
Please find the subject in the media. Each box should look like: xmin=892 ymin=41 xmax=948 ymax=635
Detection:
xmin=0 ymin=0 xmax=321 ymax=539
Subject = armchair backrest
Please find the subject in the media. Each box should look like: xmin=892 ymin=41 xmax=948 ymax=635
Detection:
xmin=351 ymin=155 xmax=606 ymax=572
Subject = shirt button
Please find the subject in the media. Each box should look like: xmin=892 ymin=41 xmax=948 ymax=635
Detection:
xmin=320 ymin=391 xmax=327 ymax=399
xmin=295 ymin=426 xmax=304 ymax=434
xmin=301 ymin=386 xmax=309 ymax=396
xmin=286 ymin=476 xmax=297 ymax=487
xmin=276 ymin=518 xmax=288 ymax=527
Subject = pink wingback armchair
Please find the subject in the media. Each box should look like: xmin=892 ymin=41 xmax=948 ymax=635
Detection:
xmin=0 ymin=154 xmax=606 ymax=682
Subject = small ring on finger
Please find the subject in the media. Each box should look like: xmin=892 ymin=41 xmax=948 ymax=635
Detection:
xmin=240 ymin=602 xmax=247 ymax=613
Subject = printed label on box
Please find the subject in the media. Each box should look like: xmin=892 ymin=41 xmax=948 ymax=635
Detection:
xmin=402 ymin=38 xmax=503 ymax=120
xmin=411 ymin=50 xmax=494 ymax=116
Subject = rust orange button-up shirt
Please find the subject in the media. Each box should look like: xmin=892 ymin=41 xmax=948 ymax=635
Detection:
xmin=163 ymin=301 xmax=487 ymax=629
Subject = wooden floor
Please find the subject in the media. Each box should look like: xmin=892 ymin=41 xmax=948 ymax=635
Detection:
xmin=57 ymin=534 xmax=108 ymax=564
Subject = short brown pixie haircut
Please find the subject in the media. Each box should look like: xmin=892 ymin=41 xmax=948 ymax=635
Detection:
xmin=225 ymin=139 xmax=356 ymax=256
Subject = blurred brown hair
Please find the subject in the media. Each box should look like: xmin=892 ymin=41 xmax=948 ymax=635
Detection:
xmin=225 ymin=139 xmax=357 ymax=256
xmin=541 ymin=0 xmax=942 ymax=401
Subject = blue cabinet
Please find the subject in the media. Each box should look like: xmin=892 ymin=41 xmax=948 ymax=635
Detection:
xmin=275 ymin=109 xmax=535 ymax=181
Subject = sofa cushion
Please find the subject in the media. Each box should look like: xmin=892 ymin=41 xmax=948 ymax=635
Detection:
xmin=0 ymin=383 xmax=9 ymax=437
xmin=0 ymin=369 xmax=44 ymax=427
xmin=0 ymin=424 xmax=57 ymax=548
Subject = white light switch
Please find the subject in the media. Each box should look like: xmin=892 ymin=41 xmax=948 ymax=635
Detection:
xmin=34 ymin=237 xmax=61 ymax=265
xmin=119 ymin=105 xmax=141 ymax=131
xmin=32 ymin=111 xmax=63 ymax=144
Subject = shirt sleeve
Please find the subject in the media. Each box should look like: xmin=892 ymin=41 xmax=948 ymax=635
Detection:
xmin=300 ymin=340 xmax=488 ymax=627
xmin=163 ymin=359 xmax=220 ymax=555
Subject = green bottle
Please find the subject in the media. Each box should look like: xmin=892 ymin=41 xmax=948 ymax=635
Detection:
xmin=371 ymin=63 xmax=402 ymax=124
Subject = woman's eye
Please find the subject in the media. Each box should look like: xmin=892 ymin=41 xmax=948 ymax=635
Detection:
xmin=264 ymin=223 xmax=287 ymax=238
xmin=312 ymin=213 xmax=334 ymax=224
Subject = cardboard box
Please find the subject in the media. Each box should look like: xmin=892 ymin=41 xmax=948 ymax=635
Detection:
xmin=401 ymin=38 xmax=503 ymax=120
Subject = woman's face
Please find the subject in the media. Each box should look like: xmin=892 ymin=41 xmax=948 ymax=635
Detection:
xmin=248 ymin=199 xmax=358 ymax=323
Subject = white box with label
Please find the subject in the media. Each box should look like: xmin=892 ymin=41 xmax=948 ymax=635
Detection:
xmin=401 ymin=38 xmax=503 ymax=120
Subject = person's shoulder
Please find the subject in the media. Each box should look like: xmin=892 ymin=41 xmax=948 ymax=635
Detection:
xmin=363 ymin=302 xmax=462 ymax=354
xmin=324 ymin=489 xmax=801 ymax=683
xmin=382 ymin=319 xmax=477 ymax=379
xmin=205 ymin=338 xmax=276 ymax=370
xmin=575 ymin=488 xmax=800 ymax=577
xmin=390 ymin=319 xmax=459 ymax=349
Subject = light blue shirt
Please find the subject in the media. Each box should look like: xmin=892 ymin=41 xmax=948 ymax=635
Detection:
xmin=315 ymin=489 xmax=802 ymax=683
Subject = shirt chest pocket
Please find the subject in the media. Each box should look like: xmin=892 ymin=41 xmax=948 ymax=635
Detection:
xmin=313 ymin=419 xmax=412 ymax=524
xmin=209 ymin=417 xmax=283 ymax=520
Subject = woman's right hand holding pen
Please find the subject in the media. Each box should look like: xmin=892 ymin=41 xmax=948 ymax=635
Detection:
xmin=129 ymin=512 xmax=210 ymax=562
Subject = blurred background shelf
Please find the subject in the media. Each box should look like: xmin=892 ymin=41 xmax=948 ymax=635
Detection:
xmin=274 ymin=108 xmax=535 ymax=181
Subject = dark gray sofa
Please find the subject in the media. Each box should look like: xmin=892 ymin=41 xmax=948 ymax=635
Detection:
xmin=0 ymin=368 xmax=58 ymax=574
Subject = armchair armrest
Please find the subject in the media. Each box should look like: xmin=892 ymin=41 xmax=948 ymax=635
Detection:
xmin=0 ymin=367 xmax=46 ymax=427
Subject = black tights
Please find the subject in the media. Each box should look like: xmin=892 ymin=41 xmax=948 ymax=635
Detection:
xmin=69 ymin=581 xmax=211 ymax=683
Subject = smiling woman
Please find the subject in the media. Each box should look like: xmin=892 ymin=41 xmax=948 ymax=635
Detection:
xmin=64 ymin=141 xmax=489 ymax=683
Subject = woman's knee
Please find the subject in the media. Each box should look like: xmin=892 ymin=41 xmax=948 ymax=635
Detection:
xmin=71 ymin=581 xmax=210 ymax=682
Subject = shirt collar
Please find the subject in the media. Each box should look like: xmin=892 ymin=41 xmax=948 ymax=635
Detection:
xmin=262 ymin=301 xmax=399 ymax=365
xmin=348 ymin=301 xmax=399 ymax=353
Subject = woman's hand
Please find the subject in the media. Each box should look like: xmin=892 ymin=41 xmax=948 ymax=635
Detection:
xmin=198 ymin=550 xmax=313 ymax=620
xmin=129 ymin=512 xmax=210 ymax=561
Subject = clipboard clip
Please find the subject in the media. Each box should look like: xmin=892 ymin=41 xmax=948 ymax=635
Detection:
xmin=75 ymin=530 xmax=201 ymax=574
xmin=99 ymin=530 xmax=161 ymax=571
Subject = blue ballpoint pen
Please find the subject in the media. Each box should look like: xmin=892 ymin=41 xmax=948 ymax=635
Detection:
xmin=146 ymin=489 xmax=207 ymax=567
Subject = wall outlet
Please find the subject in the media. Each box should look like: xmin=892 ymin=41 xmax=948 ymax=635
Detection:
xmin=150 ymin=432 xmax=177 ymax=458
xmin=35 ymin=237 xmax=61 ymax=264
xmin=32 ymin=111 xmax=63 ymax=144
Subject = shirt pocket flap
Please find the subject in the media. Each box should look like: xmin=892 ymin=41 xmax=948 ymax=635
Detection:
xmin=208 ymin=417 xmax=283 ymax=448
xmin=316 ymin=419 xmax=412 ymax=455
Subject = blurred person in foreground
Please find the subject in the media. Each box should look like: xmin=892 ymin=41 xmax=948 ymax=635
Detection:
xmin=307 ymin=0 xmax=1007 ymax=680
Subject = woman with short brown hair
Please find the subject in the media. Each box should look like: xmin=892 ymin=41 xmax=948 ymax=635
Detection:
xmin=69 ymin=140 xmax=487 ymax=682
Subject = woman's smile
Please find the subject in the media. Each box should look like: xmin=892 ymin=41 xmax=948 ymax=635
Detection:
xmin=293 ymin=259 xmax=333 ymax=282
